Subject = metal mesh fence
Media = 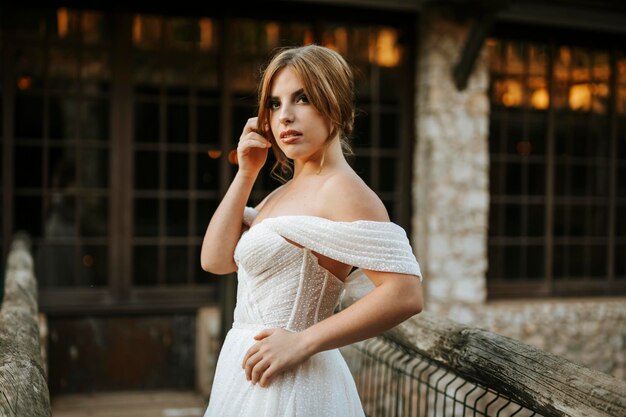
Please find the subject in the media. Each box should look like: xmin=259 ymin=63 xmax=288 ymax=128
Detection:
xmin=340 ymin=335 xmax=543 ymax=417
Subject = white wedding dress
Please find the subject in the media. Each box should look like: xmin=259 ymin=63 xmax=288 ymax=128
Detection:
xmin=203 ymin=206 xmax=422 ymax=417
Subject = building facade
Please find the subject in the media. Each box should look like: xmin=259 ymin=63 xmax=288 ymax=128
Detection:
xmin=1 ymin=0 xmax=624 ymax=394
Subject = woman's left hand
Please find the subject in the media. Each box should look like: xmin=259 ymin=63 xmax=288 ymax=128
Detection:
xmin=242 ymin=328 xmax=312 ymax=388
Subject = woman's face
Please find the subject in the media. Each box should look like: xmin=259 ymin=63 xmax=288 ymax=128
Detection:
xmin=268 ymin=66 xmax=331 ymax=161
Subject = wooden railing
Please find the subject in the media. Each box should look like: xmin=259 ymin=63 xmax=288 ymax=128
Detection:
xmin=339 ymin=283 xmax=626 ymax=417
xmin=0 ymin=232 xmax=51 ymax=417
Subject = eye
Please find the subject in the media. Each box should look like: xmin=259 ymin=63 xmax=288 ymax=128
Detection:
xmin=296 ymin=93 xmax=309 ymax=104
xmin=267 ymin=99 xmax=280 ymax=110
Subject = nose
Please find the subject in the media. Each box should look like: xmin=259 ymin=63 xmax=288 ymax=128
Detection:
xmin=279 ymin=103 xmax=293 ymax=125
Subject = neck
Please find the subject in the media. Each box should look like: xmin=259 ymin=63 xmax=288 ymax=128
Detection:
xmin=291 ymin=136 xmax=347 ymax=179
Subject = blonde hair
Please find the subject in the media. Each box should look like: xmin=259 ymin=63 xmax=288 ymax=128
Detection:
xmin=256 ymin=45 xmax=356 ymax=183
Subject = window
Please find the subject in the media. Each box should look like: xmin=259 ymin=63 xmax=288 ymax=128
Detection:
xmin=487 ymin=35 xmax=626 ymax=298
xmin=3 ymin=6 xmax=415 ymax=312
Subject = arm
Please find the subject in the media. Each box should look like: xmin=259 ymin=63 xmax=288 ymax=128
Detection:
xmin=200 ymin=171 xmax=257 ymax=274
xmin=200 ymin=117 xmax=272 ymax=274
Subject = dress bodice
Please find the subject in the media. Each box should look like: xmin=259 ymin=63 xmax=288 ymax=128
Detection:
xmin=231 ymin=206 xmax=422 ymax=333
xmin=234 ymin=221 xmax=345 ymax=332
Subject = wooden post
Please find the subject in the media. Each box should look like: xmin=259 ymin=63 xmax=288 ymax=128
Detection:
xmin=0 ymin=232 xmax=52 ymax=417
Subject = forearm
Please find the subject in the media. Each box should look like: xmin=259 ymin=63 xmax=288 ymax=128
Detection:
xmin=200 ymin=171 xmax=257 ymax=273
xmin=299 ymin=279 xmax=422 ymax=356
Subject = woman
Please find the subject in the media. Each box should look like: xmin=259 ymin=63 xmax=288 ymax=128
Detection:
xmin=201 ymin=44 xmax=423 ymax=416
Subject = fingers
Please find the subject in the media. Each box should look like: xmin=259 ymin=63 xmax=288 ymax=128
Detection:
xmin=250 ymin=358 xmax=271 ymax=385
xmin=254 ymin=328 xmax=273 ymax=340
xmin=259 ymin=366 xmax=275 ymax=388
xmin=242 ymin=344 xmax=260 ymax=369
xmin=244 ymin=350 xmax=262 ymax=380
xmin=239 ymin=130 xmax=271 ymax=149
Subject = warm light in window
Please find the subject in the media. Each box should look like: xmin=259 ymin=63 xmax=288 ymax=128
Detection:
xmin=228 ymin=149 xmax=238 ymax=165
xmin=83 ymin=254 xmax=94 ymax=268
xmin=569 ymin=84 xmax=591 ymax=111
xmin=57 ymin=8 xmax=69 ymax=38
xmin=303 ymin=30 xmax=314 ymax=45
xmin=502 ymin=80 xmax=522 ymax=107
xmin=208 ymin=150 xmax=222 ymax=159
xmin=266 ymin=22 xmax=279 ymax=49
xmin=199 ymin=18 xmax=214 ymax=50
xmin=322 ymin=32 xmax=337 ymax=51
xmin=531 ymin=87 xmax=549 ymax=109
xmin=516 ymin=140 xmax=532 ymax=156
xmin=334 ymin=27 xmax=348 ymax=55
xmin=132 ymin=16 xmax=142 ymax=44
xmin=369 ymin=29 xmax=401 ymax=67
xmin=17 ymin=76 xmax=32 ymax=90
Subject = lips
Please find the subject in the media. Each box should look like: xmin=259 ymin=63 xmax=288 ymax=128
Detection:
xmin=280 ymin=130 xmax=302 ymax=144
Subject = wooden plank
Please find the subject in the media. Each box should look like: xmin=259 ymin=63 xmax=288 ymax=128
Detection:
xmin=0 ymin=233 xmax=52 ymax=417
xmin=51 ymin=390 xmax=207 ymax=417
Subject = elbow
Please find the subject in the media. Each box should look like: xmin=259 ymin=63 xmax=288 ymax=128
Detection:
xmin=200 ymin=257 xmax=237 ymax=275
xmin=406 ymin=278 xmax=424 ymax=316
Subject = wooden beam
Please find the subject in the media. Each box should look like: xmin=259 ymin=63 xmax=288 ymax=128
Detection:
xmin=341 ymin=286 xmax=626 ymax=417
xmin=452 ymin=11 xmax=497 ymax=91
xmin=0 ymin=233 xmax=51 ymax=417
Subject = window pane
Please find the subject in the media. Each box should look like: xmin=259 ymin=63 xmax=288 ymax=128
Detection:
xmin=133 ymin=246 xmax=158 ymax=286
xmin=49 ymin=96 xmax=79 ymax=139
xmin=14 ymin=46 xmax=45 ymax=90
xmin=379 ymin=112 xmax=399 ymax=149
xmin=48 ymin=146 xmax=76 ymax=189
xmin=16 ymin=146 xmax=43 ymax=188
xmin=80 ymin=196 xmax=108 ymax=237
xmin=80 ymin=245 xmax=108 ymax=286
xmin=379 ymin=157 xmax=396 ymax=192
xmin=166 ymin=101 xmax=189 ymax=143
xmin=527 ymin=245 xmax=544 ymax=279
xmin=48 ymin=47 xmax=79 ymax=91
xmin=197 ymin=152 xmax=220 ymax=189
xmin=197 ymin=104 xmax=220 ymax=144
xmin=166 ymin=152 xmax=188 ymax=190
xmin=81 ymin=98 xmax=110 ymax=141
xmin=41 ymin=193 xmax=75 ymax=239
xmin=15 ymin=95 xmax=44 ymax=139
xmin=166 ymin=199 xmax=188 ymax=236
xmin=15 ymin=196 xmax=44 ymax=238
xmin=135 ymin=151 xmax=160 ymax=189
xmin=616 ymin=245 xmax=626 ymax=278
xmin=196 ymin=199 xmax=217 ymax=237
xmin=79 ymin=148 xmax=109 ymax=188
xmin=134 ymin=198 xmax=159 ymax=236
xmin=352 ymin=111 xmax=371 ymax=148
xmin=354 ymin=155 xmax=370 ymax=184
xmin=36 ymin=244 xmax=76 ymax=287
xmin=135 ymin=101 xmax=160 ymax=142
xmin=81 ymin=10 xmax=112 ymax=45
xmin=166 ymin=246 xmax=188 ymax=285
xmin=80 ymin=49 xmax=111 ymax=93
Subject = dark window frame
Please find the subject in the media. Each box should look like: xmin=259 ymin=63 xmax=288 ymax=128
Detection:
xmin=487 ymin=22 xmax=626 ymax=299
xmin=2 ymin=4 xmax=417 ymax=314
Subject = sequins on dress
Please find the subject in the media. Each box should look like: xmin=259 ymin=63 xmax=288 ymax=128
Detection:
xmin=203 ymin=206 xmax=422 ymax=417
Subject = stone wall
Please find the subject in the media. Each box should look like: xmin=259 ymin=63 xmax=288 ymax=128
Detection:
xmin=414 ymin=6 xmax=490 ymax=316
xmin=468 ymin=298 xmax=626 ymax=380
xmin=413 ymin=6 xmax=626 ymax=381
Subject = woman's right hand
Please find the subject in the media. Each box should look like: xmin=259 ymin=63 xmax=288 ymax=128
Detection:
xmin=237 ymin=117 xmax=272 ymax=178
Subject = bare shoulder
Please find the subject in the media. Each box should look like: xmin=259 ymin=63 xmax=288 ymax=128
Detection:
xmin=254 ymin=180 xmax=291 ymax=211
xmin=319 ymin=172 xmax=390 ymax=222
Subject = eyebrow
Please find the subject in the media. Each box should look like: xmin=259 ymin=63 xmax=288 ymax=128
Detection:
xmin=268 ymin=88 xmax=305 ymax=101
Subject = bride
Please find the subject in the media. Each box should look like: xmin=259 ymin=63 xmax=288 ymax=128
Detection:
xmin=200 ymin=44 xmax=423 ymax=416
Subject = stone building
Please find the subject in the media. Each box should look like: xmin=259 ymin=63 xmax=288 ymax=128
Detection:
xmin=1 ymin=0 xmax=624 ymax=396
